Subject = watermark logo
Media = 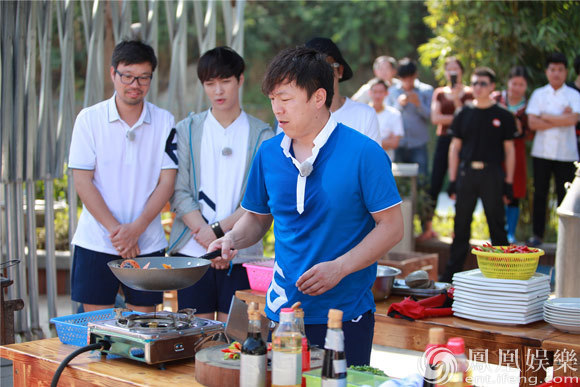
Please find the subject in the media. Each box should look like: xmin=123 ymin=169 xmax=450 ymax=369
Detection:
xmin=417 ymin=346 xmax=456 ymax=385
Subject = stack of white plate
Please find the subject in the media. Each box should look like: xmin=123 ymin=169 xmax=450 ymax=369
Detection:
xmin=543 ymin=298 xmax=580 ymax=333
xmin=452 ymin=269 xmax=550 ymax=325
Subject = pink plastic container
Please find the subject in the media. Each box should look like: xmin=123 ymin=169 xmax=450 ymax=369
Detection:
xmin=243 ymin=259 xmax=275 ymax=292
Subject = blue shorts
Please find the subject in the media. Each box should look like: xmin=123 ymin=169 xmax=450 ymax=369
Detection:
xmin=71 ymin=245 xmax=164 ymax=307
xmin=177 ymin=263 xmax=250 ymax=314
xmin=305 ymin=310 xmax=374 ymax=366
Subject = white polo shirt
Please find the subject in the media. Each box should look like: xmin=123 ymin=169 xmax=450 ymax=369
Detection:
xmin=179 ymin=110 xmax=249 ymax=257
xmin=376 ymin=105 xmax=404 ymax=160
xmin=69 ymin=95 xmax=177 ymax=255
xmin=526 ymin=84 xmax=580 ymax=161
xmin=332 ymin=97 xmax=381 ymax=145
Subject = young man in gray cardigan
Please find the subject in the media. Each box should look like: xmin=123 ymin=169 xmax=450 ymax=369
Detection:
xmin=168 ymin=46 xmax=274 ymax=321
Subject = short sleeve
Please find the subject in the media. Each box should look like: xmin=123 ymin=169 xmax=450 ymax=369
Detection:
xmin=503 ymin=111 xmax=516 ymax=140
xmin=68 ymin=110 xmax=96 ymax=170
xmin=359 ymin=141 xmax=402 ymax=213
xmin=449 ymin=108 xmax=464 ymax=138
xmin=569 ymin=88 xmax=580 ymax=114
xmin=241 ymin=146 xmax=271 ymax=215
xmin=392 ymin=111 xmax=404 ymax=137
xmin=525 ymin=89 xmax=542 ymax=116
xmin=161 ymin=114 xmax=178 ymax=169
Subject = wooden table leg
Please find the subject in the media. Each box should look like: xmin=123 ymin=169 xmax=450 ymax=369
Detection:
xmin=520 ymin=346 xmax=548 ymax=386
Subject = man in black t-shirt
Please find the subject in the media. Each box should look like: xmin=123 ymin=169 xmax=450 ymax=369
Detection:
xmin=440 ymin=67 xmax=516 ymax=283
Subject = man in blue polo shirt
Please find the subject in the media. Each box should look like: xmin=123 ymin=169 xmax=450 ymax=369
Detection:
xmin=209 ymin=47 xmax=403 ymax=366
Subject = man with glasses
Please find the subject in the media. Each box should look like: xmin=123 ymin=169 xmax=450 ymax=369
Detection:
xmin=441 ymin=67 xmax=516 ymax=283
xmin=68 ymin=40 xmax=177 ymax=312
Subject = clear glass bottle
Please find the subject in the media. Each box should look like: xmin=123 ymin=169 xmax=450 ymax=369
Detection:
xmin=292 ymin=302 xmax=311 ymax=387
xmin=240 ymin=302 xmax=267 ymax=387
xmin=272 ymin=308 xmax=302 ymax=387
xmin=321 ymin=309 xmax=347 ymax=387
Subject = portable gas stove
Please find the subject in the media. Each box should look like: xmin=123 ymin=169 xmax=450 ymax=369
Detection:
xmin=88 ymin=308 xmax=225 ymax=365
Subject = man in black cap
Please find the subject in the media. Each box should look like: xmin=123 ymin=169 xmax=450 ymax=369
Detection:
xmin=303 ymin=37 xmax=381 ymax=145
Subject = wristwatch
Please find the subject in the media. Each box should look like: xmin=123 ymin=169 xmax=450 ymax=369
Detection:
xmin=210 ymin=221 xmax=225 ymax=238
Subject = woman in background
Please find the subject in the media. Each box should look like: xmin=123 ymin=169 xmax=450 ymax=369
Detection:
xmin=492 ymin=66 xmax=530 ymax=243
xmin=420 ymin=57 xmax=473 ymax=241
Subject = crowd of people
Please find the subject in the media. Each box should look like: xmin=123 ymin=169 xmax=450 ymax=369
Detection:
xmin=67 ymin=38 xmax=580 ymax=365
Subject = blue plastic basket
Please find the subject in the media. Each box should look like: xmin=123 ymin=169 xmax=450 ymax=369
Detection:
xmin=50 ymin=308 xmax=138 ymax=347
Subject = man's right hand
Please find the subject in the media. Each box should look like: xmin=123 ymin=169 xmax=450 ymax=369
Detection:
xmin=194 ymin=224 xmax=217 ymax=249
xmin=207 ymin=235 xmax=237 ymax=270
xmin=447 ymin=181 xmax=457 ymax=200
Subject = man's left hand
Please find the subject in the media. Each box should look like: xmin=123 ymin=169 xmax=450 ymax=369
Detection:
xmin=296 ymin=260 xmax=344 ymax=296
xmin=111 ymin=222 xmax=144 ymax=255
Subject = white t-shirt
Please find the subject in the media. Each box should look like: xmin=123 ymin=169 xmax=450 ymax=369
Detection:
xmin=526 ymin=84 xmax=580 ymax=161
xmin=69 ymin=95 xmax=177 ymax=255
xmin=331 ymin=97 xmax=381 ymax=144
xmin=179 ymin=110 xmax=250 ymax=257
xmin=376 ymin=105 xmax=404 ymax=160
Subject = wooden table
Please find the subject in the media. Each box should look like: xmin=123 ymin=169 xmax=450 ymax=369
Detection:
xmin=235 ymin=290 xmax=580 ymax=386
xmin=0 ymin=338 xmax=203 ymax=386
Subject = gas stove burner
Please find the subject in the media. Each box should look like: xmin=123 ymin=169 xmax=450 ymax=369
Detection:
xmin=114 ymin=308 xmax=200 ymax=333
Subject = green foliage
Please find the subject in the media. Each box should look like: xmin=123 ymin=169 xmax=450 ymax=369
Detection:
xmin=37 ymin=208 xmax=69 ymax=251
xmin=419 ymin=1 xmax=580 ymax=89
xmin=263 ymin=222 xmax=275 ymax=258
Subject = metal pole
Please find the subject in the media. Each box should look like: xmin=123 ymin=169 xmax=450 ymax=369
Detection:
xmin=15 ymin=183 xmax=31 ymax=341
xmin=67 ymin=170 xmax=78 ymax=314
xmin=44 ymin=179 xmax=58 ymax=329
xmin=25 ymin=181 xmax=43 ymax=339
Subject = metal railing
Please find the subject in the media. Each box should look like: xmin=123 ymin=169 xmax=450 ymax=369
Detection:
xmin=0 ymin=0 xmax=246 ymax=341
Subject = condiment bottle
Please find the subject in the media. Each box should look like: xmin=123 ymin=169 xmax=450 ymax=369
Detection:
xmin=240 ymin=302 xmax=267 ymax=387
xmin=292 ymin=302 xmax=311 ymax=387
xmin=321 ymin=309 xmax=347 ymax=387
xmin=272 ymin=308 xmax=302 ymax=387
xmin=423 ymin=327 xmax=445 ymax=387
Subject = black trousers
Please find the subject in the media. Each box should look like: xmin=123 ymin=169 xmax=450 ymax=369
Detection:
xmin=532 ymin=157 xmax=576 ymax=238
xmin=429 ymin=135 xmax=452 ymax=203
xmin=441 ymin=164 xmax=508 ymax=282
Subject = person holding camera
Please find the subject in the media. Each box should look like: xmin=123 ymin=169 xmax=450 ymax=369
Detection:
xmin=441 ymin=67 xmax=515 ymax=283
xmin=419 ymin=57 xmax=473 ymax=241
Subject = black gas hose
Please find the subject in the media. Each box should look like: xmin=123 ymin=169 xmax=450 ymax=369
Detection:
xmin=50 ymin=341 xmax=110 ymax=387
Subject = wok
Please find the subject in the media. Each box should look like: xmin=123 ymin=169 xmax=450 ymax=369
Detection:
xmin=108 ymin=250 xmax=223 ymax=292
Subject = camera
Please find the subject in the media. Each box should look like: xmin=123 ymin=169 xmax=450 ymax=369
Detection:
xmin=450 ymin=72 xmax=458 ymax=88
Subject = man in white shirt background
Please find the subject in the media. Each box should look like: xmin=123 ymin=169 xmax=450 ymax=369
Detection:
xmin=352 ymin=55 xmax=399 ymax=105
xmin=68 ymin=40 xmax=177 ymax=313
xmin=526 ymin=52 xmax=580 ymax=247
xmin=305 ymin=37 xmax=381 ymax=145
xmin=369 ymin=79 xmax=404 ymax=160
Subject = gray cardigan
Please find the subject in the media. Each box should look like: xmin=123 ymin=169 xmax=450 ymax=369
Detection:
xmin=167 ymin=110 xmax=274 ymax=260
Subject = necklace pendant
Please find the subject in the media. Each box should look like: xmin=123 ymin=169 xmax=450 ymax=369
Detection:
xmin=126 ymin=131 xmax=136 ymax=141
xmin=222 ymin=147 xmax=232 ymax=156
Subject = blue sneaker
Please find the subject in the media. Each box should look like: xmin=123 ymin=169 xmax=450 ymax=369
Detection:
xmin=526 ymin=236 xmax=543 ymax=247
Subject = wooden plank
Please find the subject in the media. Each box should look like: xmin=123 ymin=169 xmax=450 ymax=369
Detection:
xmin=542 ymin=333 xmax=580 ymax=380
xmin=1 ymin=338 xmax=204 ymax=386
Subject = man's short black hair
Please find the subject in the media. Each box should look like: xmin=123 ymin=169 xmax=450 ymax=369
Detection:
xmin=397 ymin=58 xmax=417 ymax=78
xmin=262 ymin=46 xmax=334 ymax=109
xmin=546 ymin=52 xmax=568 ymax=69
xmin=473 ymin=66 xmax=496 ymax=83
xmin=370 ymin=78 xmax=388 ymax=90
xmin=111 ymin=40 xmax=157 ymax=71
xmin=573 ymin=55 xmax=580 ymax=75
xmin=197 ymin=46 xmax=245 ymax=83
xmin=508 ymin=66 xmax=529 ymax=82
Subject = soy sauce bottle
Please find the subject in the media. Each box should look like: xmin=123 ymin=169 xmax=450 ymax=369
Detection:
xmin=321 ymin=309 xmax=347 ymax=387
xmin=292 ymin=302 xmax=311 ymax=387
xmin=423 ymin=327 xmax=445 ymax=387
xmin=240 ymin=302 xmax=267 ymax=387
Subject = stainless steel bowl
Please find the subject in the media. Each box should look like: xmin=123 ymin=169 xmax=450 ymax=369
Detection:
xmin=372 ymin=265 xmax=402 ymax=301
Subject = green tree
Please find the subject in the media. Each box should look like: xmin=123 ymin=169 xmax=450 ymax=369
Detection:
xmin=418 ymin=1 xmax=580 ymax=89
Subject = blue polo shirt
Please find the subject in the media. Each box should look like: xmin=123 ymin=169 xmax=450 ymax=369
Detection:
xmin=242 ymin=123 xmax=401 ymax=324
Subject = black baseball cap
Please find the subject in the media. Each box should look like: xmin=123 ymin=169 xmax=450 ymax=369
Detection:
xmin=305 ymin=37 xmax=353 ymax=83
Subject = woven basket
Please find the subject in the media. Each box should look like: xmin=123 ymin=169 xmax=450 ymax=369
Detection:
xmin=472 ymin=247 xmax=545 ymax=280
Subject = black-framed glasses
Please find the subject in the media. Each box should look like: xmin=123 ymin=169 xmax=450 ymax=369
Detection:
xmin=471 ymin=81 xmax=490 ymax=87
xmin=115 ymin=70 xmax=153 ymax=86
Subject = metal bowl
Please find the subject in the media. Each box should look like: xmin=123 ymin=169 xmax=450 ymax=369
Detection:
xmin=372 ymin=265 xmax=402 ymax=301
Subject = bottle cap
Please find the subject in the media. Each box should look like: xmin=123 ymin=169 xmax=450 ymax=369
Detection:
xmin=428 ymin=327 xmax=445 ymax=345
xmin=281 ymin=308 xmax=294 ymax=314
xmin=446 ymin=337 xmax=465 ymax=355
xmin=248 ymin=302 xmax=261 ymax=321
xmin=327 ymin=309 xmax=343 ymax=329
xmin=292 ymin=302 xmax=304 ymax=318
